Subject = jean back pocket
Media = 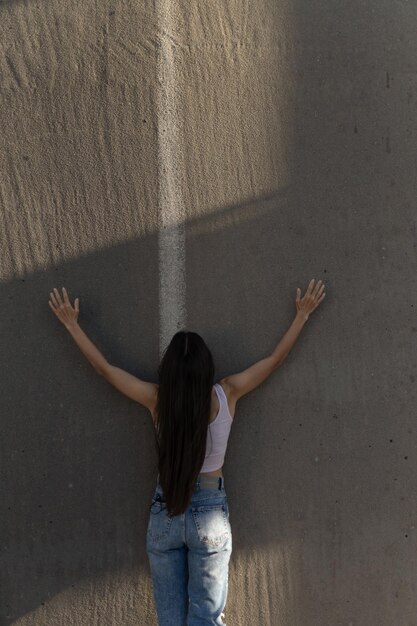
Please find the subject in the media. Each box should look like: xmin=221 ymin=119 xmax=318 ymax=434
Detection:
xmin=191 ymin=502 xmax=231 ymax=547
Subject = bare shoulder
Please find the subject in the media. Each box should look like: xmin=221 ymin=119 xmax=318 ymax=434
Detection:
xmin=217 ymin=377 xmax=237 ymax=419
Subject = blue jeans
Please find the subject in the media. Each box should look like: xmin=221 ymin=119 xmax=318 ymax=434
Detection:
xmin=146 ymin=475 xmax=232 ymax=625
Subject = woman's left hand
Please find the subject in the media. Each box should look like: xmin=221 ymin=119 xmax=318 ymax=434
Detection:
xmin=49 ymin=287 xmax=79 ymax=330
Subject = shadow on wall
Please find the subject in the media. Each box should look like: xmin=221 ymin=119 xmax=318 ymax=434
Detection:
xmin=2 ymin=188 xmax=312 ymax=624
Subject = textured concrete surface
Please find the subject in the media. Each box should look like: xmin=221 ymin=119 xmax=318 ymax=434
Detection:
xmin=1 ymin=1 xmax=417 ymax=625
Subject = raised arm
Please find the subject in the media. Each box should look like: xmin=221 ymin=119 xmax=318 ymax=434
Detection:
xmin=48 ymin=287 xmax=157 ymax=413
xmin=221 ymin=278 xmax=326 ymax=404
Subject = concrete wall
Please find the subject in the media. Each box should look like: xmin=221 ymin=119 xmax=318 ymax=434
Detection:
xmin=1 ymin=0 xmax=416 ymax=624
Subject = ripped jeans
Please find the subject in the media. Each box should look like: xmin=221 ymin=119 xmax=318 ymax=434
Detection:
xmin=146 ymin=474 xmax=232 ymax=625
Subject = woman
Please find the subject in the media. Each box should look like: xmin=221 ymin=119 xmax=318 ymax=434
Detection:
xmin=48 ymin=278 xmax=325 ymax=625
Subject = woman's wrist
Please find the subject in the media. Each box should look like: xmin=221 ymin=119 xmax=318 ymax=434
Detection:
xmin=295 ymin=311 xmax=309 ymax=324
xmin=66 ymin=321 xmax=80 ymax=334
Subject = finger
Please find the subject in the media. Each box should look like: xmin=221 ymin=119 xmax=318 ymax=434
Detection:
xmin=305 ymin=278 xmax=315 ymax=297
xmin=312 ymin=280 xmax=322 ymax=297
xmin=296 ymin=287 xmax=300 ymax=302
xmin=48 ymin=300 xmax=58 ymax=314
xmin=50 ymin=291 xmax=59 ymax=307
xmin=317 ymin=283 xmax=325 ymax=297
xmin=53 ymin=287 xmax=64 ymax=306
xmin=75 ymin=297 xmax=79 ymax=311
xmin=62 ymin=286 xmax=70 ymax=305
xmin=313 ymin=293 xmax=325 ymax=308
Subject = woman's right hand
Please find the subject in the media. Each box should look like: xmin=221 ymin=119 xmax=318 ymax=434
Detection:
xmin=49 ymin=287 xmax=80 ymax=330
xmin=296 ymin=279 xmax=326 ymax=321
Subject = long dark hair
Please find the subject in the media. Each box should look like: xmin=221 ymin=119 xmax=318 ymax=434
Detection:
xmin=153 ymin=330 xmax=215 ymax=516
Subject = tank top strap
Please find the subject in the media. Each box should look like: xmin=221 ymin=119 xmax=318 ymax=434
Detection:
xmin=215 ymin=382 xmax=225 ymax=403
xmin=215 ymin=382 xmax=233 ymax=421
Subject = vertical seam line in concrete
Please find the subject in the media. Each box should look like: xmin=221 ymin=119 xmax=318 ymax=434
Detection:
xmin=156 ymin=1 xmax=187 ymax=361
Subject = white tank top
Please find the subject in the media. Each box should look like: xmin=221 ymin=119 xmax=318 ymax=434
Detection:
xmin=200 ymin=383 xmax=233 ymax=472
